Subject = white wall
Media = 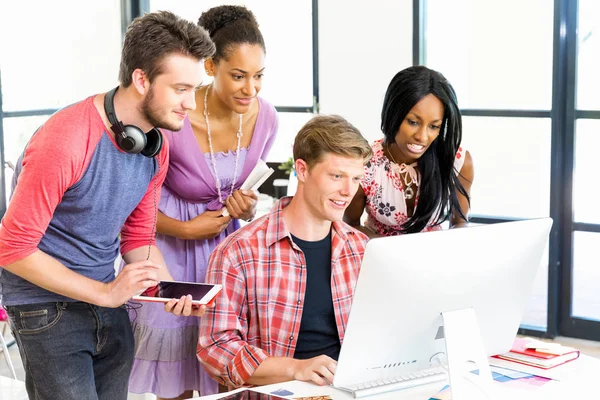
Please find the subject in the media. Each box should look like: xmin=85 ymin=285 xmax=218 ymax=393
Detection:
xmin=318 ymin=0 xmax=413 ymax=143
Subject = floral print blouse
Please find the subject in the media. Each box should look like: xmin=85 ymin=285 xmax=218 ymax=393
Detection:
xmin=361 ymin=139 xmax=467 ymax=236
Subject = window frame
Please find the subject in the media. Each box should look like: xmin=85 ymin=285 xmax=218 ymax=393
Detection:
xmin=0 ymin=0 xmax=320 ymax=217
xmin=417 ymin=0 xmax=600 ymax=340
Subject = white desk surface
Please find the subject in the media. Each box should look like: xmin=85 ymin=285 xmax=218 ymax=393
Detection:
xmin=190 ymin=355 xmax=600 ymax=400
xmin=1 ymin=355 xmax=597 ymax=400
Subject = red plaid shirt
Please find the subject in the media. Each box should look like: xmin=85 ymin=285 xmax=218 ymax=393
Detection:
xmin=197 ymin=197 xmax=368 ymax=387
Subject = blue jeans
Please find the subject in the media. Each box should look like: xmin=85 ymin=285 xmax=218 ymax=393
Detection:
xmin=6 ymin=302 xmax=134 ymax=400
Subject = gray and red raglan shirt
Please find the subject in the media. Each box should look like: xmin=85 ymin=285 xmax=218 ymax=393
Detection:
xmin=0 ymin=95 xmax=169 ymax=306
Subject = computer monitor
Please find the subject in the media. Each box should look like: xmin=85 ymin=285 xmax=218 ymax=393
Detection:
xmin=333 ymin=218 xmax=553 ymax=396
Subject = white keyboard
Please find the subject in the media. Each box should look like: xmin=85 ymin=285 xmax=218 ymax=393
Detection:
xmin=337 ymin=367 xmax=447 ymax=398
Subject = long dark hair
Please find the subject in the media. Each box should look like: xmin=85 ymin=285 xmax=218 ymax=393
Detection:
xmin=381 ymin=66 xmax=469 ymax=233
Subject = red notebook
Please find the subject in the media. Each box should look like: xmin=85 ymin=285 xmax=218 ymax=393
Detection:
xmin=494 ymin=338 xmax=580 ymax=369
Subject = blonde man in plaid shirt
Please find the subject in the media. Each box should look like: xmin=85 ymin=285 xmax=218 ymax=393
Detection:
xmin=198 ymin=115 xmax=373 ymax=388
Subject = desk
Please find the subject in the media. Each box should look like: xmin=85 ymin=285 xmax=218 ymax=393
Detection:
xmin=191 ymin=355 xmax=600 ymax=399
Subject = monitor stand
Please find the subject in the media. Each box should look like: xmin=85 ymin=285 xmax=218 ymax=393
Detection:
xmin=442 ymin=308 xmax=494 ymax=399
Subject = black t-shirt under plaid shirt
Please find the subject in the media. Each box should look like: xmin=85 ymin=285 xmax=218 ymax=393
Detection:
xmin=291 ymin=230 xmax=341 ymax=360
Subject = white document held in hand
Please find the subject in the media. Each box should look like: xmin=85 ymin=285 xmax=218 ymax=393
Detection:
xmin=222 ymin=160 xmax=274 ymax=217
xmin=240 ymin=160 xmax=274 ymax=191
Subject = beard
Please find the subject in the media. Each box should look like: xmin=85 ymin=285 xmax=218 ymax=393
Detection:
xmin=140 ymin=85 xmax=183 ymax=132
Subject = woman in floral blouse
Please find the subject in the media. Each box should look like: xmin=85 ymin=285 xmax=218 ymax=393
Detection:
xmin=344 ymin=66 xmax=474 ymax=237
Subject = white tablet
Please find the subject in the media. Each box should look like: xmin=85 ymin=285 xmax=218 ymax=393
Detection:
xmin=132 ymin=281 xmax=222 ymax=306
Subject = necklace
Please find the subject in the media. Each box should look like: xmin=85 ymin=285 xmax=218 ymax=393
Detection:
xmin=204 ymin=84 xmax=243 ymax=204
xmin=386 ymin=143 xmax=418 ymax=200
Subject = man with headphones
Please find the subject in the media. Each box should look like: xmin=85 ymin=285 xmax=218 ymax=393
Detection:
xmin=0 ymin=11 xmax=215 ymax=400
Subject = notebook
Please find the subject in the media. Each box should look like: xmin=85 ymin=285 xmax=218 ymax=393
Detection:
xmin=494 ymin=338 xmax=580 ymax=369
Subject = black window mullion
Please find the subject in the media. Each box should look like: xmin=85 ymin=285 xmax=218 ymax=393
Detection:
xmin=3 ymin=109 xmax=59 ymax=118
xmin=413 ymin=0 xmax=425 ymax=66
xmin=555 ymin=0 xmax=579 ymax=338
xmin=275 ymin=106 xmax=315 ymax=114
xmin=460 ymin=109 xmax=551 ymax=118
xmin=469 ymin=216 xmax=522 ymax=225
xmin=564 ymin=318 xmax=600 ymax=341
xmin=576 ymin=110 xmax=600 ymax=119
xmin=518 ymin=326 xmax=553 ymax=339
xmin=572 ymin=222 xmax=600 ymax=234
xmin=312 ymin=0 xmax=320 ymax=113
xmin=122 ymin=0 xmax=147 ymax=31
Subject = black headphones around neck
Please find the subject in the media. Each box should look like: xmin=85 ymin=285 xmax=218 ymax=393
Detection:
xmin=103 ymin=86 xmax=163 ymax=158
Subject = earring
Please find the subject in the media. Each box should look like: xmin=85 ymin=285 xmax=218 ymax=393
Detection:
xmin=205 ymin=70 xmax=212 ymax=76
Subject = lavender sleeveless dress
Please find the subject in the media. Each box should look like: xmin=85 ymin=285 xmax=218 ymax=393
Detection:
xmin=128 ymin=97 xmax=278 ymax=398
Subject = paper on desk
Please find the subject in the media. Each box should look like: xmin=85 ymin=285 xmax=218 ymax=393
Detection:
xmin=430 ymin=376 xmax=551 ymax=400
xmin=489 ymin=355 xmax=596 ymax=381
xmin=490 ymin=366 xmax=532 ymax=379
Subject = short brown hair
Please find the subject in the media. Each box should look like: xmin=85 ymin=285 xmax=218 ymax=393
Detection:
xmin=293 ymin=115 xmax=373 ymax=169
xmin=119 ymin=11 xmax=216 ymax=87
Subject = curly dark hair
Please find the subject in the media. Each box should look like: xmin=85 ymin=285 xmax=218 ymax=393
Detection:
xmin=198 ymin=5 xmax=265 ymax=62
xmin=119 ymin=11 xmax=215 ymax=87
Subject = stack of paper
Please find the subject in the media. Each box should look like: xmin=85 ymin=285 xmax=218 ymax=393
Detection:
xmin=493 ymin=338 xmax=580 ymax=369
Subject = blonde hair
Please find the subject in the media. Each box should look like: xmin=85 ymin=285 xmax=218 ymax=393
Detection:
xmin=293 ymin=115 xmax=373 ymax=169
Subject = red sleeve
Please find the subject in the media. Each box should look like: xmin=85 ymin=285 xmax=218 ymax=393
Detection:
xmin=0 ymin=99 xmax=99 ymax=265
xmin=120 ymin=136 xmax=170 ymax=255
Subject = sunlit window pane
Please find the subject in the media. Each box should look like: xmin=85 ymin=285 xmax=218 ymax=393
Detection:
xmin=425 ymin=0 xmax=553 ymax=110
xmin=577 ymin=0 xmax=600 ymax=110
xmin=3 ymin=116 xmax=52 ymax=166
xmin=574 ymin=120 xmax=600 ymax=224
xmin=572 ymin=231 xmax=600 ymax=321
xmin=267 ymin=112 xmax=314 ymax=163
xmin=0 ymin=1 xmax=121 ymax=111
xmin=149 ymin=0 xmax=313 ymax=108
xmin=521 ymin=243 xmax=549 ymax=329
xmin=461 ymin=117 xmax=551 ymax=218
xmin=3 ymin=115 xmax=53 ymax=205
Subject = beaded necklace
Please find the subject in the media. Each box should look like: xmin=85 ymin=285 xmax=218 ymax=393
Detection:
xmin=204 ymin=84 xmax=243 ymax=204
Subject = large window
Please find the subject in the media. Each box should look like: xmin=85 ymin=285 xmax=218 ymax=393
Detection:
xmin=148 ymin=0 xmax=317 ymax=162
xmin=566 ymin=0 xmax=600 ymax=339
xmin=0 ymin=0 xmax=122 ymax=212
xmin=576 ymin=0 xmax=600 ymax=110
xmin=421 ymin=0 xmax=600 ymax=340
xmin=422 ymin=0 xmax=554 ymax=332
xmin=461 ymin=117 xmax=552 ymax=219
xmin=425 ymin=0 xmax=554 ymax=111
xmin=0 ymin=1 xmax=318 ymax=216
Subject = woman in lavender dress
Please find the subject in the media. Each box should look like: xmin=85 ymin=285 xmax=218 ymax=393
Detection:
xmin=128 ymin=6 xmax=278 ymax=400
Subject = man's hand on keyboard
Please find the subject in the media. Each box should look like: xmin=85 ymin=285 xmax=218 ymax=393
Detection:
xmin=293 ymin=355 xmax=337 ymax=386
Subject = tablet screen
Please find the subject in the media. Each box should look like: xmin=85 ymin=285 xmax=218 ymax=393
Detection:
xmin=158 ymin=281 xmax=215 ymax=300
